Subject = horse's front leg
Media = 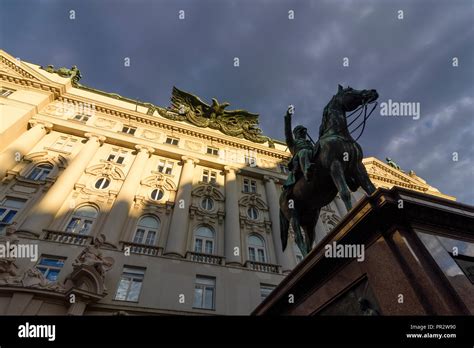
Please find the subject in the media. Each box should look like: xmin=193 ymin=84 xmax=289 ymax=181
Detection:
xmin=330 ymin=160 xmax=353 ymax=212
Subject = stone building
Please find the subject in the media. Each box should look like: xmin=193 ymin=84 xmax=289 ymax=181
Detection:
xmin=0 ymin=49 xmax=454 ymax=315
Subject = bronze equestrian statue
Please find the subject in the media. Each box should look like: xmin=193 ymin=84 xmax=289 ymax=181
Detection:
xmin=279 ymin=85 xmax=379 ymax=256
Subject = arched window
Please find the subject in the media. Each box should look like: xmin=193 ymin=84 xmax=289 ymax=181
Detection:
xmin=27 ymin=163 xmax=53 ymax=181
xmin=65 ymin=205 xmax=98 ymax=235
xmin=201 ymin=197 xmax=214 ymax=211
xmin=133 ymin=215 xmax=160 ymax=245
xmin=248 ymin=234 xmax=266 ymax=263
xmin=194 ymin=226 xmax=215 ymax=254
xmin=95 ymin=177 xmax=110 ymax=189
xmin=247 ymin=206 xmax=259 ymax=220
xmin=150 ymin=188 xmax=164 ymax=201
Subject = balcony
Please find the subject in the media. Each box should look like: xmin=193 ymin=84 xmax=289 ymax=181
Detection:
xmin=42 ymin=229 xmax=92 ymax=245
xmin=121 ymin=241 xmax=163 ymax=256
xmin=245 ymin=260 xmax=281 ymax=274
xmin=186 ymin=251 xmax=225 ymax=265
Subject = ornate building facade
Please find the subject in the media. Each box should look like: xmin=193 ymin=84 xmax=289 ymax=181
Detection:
xmin=0 ymin=50 xmax=454 ymax=315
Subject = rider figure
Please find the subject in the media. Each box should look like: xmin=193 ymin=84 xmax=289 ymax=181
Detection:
xmin=283 ymin=106 xmax=315 ymax=189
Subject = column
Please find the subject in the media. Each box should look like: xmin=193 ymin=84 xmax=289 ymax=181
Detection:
xmin=223 ymin=166 xmax=242 ymax=266
xmin=101 ymin=145 xmax=154 ymax=248
xmin=164 ymin=156 xmax=199 ymax=257
xmin=19 ymin=133 xmax=105 ymax=236
xmin=264 ymin=175 xmax=295 ymax=272
xmin=0 ymin=120 xmax=52 ymax=179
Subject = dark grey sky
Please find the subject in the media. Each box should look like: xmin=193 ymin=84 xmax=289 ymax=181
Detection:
xmin=1 ymin=0 xmax=473 ymax=203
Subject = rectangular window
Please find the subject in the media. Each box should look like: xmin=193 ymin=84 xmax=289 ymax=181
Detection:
xmin=107 ymin=149 xmax=128 ymax=164
xmin=73 ymin=114 xmax=90 ymax=123
xmin=51 ymin=136 xmax=77 ymax=152
xmin=145 ymin=231 xmax=156 ymax=245
xmin=133 ymin=229 xmax=145 ymax=244
xmin=193 ymin=276 xmax=216 ymax=310
xmin=0 ymin=197 xmax=27 ymax=233
xmin=157 ymin=160 xmax=174 ymax=175
xmin=194 ymin=239 xmax=203 ymax=253
xmin=0 ymin=88 xmax=15 ymax=97
xmin=202 ymin=169 xmax=217 ymax=184
xmin=121 ymin=126 xmax=137 ymax=135
xmin=260 ymin=284 xmax=276 ymax=301
xmin=206 ymin=146 xmax=219 ymax=156
xmin=36 ymin=256 xmax=66 ymax=282
xmin=165 ymin=137 xmax=179 ymax=146
xmin=115 ymin=267 xmax=145 ymax=302
xmin=243 ymin=178 xmax=257 ymax=193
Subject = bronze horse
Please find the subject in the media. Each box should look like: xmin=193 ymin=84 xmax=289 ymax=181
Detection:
xmin=279 ymin=85 xmax=379 ymax=256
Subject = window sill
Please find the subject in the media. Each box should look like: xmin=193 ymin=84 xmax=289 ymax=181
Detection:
xmin=100 ymin=159 xmax=126 ymax=167
xmin=113 ymin=299 xmax=140 ymax=304
xmin=44 ymin=147 xmax=73 ymax=155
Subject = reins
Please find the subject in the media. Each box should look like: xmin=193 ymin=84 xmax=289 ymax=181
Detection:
xmin=347 ymin=100 xmax=377 ymax=141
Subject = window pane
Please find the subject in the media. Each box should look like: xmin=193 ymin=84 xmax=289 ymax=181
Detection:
xmin=249 ymin=248 xmax=256 ymax=261
xmin=145 ymin=231 xmax=156 ymax=245
xmin=4 ymin=198 xmax=26 ymax=209
xmin=133 ymin=229 xmax=145 ymax=244
xmin=38 ymin=169 xmax=51 ymax=181
xmin=65 ymin=218 xmax=80 ymax=233
xmin=115 ymin=278 xmax=130 ymax=300
xmin=127 ymin=279 xmax=142 ymax=301
xmin=193 ymin=287 xmax=203 ymax=308
xmin=1 ymin=210 xmax=17 ymax=223
xmin=46 ymin=269 xmax=60 ymax=281
xmin=79 ymin=220 xmax=93 ymax=235
xmin=39 ymin=258 xmax=64 ymax=267
xmin=195 ymin=227 xmax=214 ymax=238
xmin=138 ymin=216 xmax=160 ymax=229
xmin=27 ymin=167 xmax=41 ymax=180
xmin=76 ymin=206 xmax=98 ymax=218
xmin=258 ymin=249 xmax=265 ymax=262
xmin=194 ymin=239 xmax=203 ymax=253
xmin=248 ymin=235 xmax=264 ymax=247
xmin=205 ymin=240 xmax=213 ymax=254
xmin=204 ymin=287 xmax=214 ymax=309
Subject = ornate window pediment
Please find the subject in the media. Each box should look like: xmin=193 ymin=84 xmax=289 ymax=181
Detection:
xmin=141 ymin=173 xmax=177 ymax=192
xmin=23 ymin=151 xmax=68 ymax=169
xmin=85 ymin=163 xmax=125 ymax=181
xmin=191 ymin=184 xmax=224 ymax=201
xmin=238 ymin=194 xmax=268 ymax=211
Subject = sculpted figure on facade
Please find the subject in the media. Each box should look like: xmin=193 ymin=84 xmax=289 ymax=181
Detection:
xmin=0 ymin=228 xmax=20 ymax=284
xmin=72 ymin=234 xmax=114 ymax=285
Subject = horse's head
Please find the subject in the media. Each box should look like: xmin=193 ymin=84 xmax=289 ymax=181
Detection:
xmin=335 ymin=84 xmax=378 ymax=112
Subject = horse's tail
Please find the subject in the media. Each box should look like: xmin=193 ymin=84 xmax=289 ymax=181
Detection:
xmin=280 ymin=209 xmax=289 ymax=252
